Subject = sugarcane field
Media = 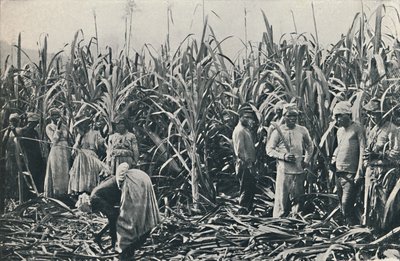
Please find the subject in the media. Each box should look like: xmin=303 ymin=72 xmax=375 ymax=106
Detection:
xmin=1 ymin=0 xmax=400 ymax=260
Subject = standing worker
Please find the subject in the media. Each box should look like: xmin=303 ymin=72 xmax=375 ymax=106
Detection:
xmin=44 ymin=108 xmax=71 ymax=198
xmin=107 ymin=118 xmax=139 ymax=176
xmin=331 ymin=101 xmax=365 ymax=225
xmin=362 ymin=98 xmax=399 ymax=231
xmin=2 ymin=113 xmax=20 ymax=200
xmin=17 ymin=112 xmax=46 ymax=197
xmin=69 ymin=116 xmax=106 ymax=195
xmin=232 ymin=103 xmax=257 ymax=214
xmin=267 ymin=103 xmax=314 ymax=217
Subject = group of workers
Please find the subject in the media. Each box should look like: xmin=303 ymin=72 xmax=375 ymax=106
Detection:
xmin=2 ymin=96 xmax=400 ymax=257
xmin=233 ymin=99 xmax=400 ymax=231
xmin=2 ymin=109 xmax=160 ymax=260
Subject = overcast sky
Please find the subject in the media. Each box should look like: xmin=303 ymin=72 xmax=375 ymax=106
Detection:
xmin=1 ymin=0 xmax=399 ymax=58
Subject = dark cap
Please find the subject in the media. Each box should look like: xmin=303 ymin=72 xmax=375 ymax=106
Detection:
xmin=238 ymin=103 xmax=255 ymax=117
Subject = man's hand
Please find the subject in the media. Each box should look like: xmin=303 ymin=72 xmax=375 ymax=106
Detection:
xmin=302 ymin=161 xmax=309 ymax=169
xmin=354 ymin=169 xmax=364 ymax=184
xmin=284 ymin=153 xmax=296 ymax=162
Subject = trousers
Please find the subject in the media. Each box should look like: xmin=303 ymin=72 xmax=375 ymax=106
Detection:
xmin=273 ymin=172 xmax=305 ymax=218
xmin=235 ymin=160 xmax=256 ymax=212
xmin=336 ymin=172 xmax=356 ymax=224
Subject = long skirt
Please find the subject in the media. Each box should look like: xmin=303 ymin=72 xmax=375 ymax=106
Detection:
xmin=68 ymin=149 xmax=105 ymax=194
xmin=116 ymin=169 xmax=161 ymax=253
xmin=111 ymin=155 xmax=135 ymax=176
xmin=44 ymin=141 xmax=70 ymax=197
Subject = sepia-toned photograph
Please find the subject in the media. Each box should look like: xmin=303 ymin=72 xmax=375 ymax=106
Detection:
xmin=1 ymin=0 xmax=400 ymax=260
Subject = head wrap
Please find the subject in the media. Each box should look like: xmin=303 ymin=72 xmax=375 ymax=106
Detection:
xmin=9 ymin=113 xmax=19 ymax=121
xmin=116 ymin=162 xmax=130 ymax=189
xmin=333 ymin=101 xmax=352 ymax=115
xmin=283 ymin=103 xmax=299 ymax=116
xmin=27 ymin=112 xmax=40 ymax=122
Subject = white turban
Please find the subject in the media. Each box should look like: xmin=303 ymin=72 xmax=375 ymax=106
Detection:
xmin=116 ymin=162 xmax=130 ymax=189
xmin=333 ymin=101 xmax=352 ymax=115
xmin=283 ymin=103 xmax=299 ymax=115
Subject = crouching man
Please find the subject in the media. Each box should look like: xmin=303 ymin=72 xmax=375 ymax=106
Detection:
xmin=79 ymin=163 xmax=161 ymax=260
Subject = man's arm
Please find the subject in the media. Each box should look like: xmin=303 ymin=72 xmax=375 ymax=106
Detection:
xmin=266 ymin=129 xmax=285 ymax=160
xmin=234 ymin=130 xmax=249 ymax=162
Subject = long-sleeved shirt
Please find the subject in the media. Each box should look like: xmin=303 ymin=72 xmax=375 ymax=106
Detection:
xmin=333 ymin=121 xmax=365 ymax=173
xmin=232 ymin=122 xmax=256 ymax=163
xmin=266 ymin=124 xmax=313 ymax=174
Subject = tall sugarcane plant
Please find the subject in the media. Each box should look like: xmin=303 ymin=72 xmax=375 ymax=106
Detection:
xmin=1 ymin=4 xmax=399 ymax=222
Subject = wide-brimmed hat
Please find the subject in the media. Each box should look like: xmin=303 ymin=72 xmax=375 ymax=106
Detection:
xmin=9 ymin=113 xmax=19 ymax=121
xmin=333 ymin=101 xmax=352 ymax=115
xmin=283 ymin=103 xmax=299 ymax=115
xmin=363 ymin=98 xmax=384 ymax=112
xmin=27 ymin=112 xmax=40 ymax=122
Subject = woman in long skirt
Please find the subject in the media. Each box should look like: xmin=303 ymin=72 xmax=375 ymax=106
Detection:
xmin=107 ymin=118 xmax=139 ymax=175
xmin=2 ymin=113 xmax=20 ymax=200
xmin=44 ymin=108 xmax=71 ymax=198
xmin=68 ymin=117 xmax=106 ymax=195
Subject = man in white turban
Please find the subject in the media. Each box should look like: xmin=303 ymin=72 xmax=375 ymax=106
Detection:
xmin=267 ymin=103 xmax=314 ymax=217
xmin=332 ymin=101 xmax=365 ymax=225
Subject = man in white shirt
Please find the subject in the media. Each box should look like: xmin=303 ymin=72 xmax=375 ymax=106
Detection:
xmin=266 ymin=103 xmax=314 ymax=217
